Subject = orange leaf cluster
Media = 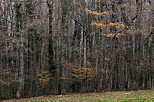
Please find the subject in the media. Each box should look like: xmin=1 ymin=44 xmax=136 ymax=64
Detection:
xmin=84 ymin=9 xmax=109 ymax=16
xmin=37 ymin=70 xmax=52 ymax=88
xmin=90 ymin=21 xmax=124 ymax=29
xmin=61 ymin=77 xmax=67 ymax=79
xmin=105 ymin=58 xmax=110 ymax=61
xmin=90 ymin=22 xmax=106 ymax=28
xmin=109 ymin=22 xmax=125 ymax=28
xmin=103 ymin=33 xmax=124 ymax=37
xmin=72 ymin=67 xmax=95 ymax=80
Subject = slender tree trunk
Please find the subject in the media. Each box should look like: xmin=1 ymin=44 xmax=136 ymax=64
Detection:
xmin=48 ymin=0 xmax=54 ymax=63
xmin=16 ymin=44 xmax=24 ymax=98
xmin=80 ymin=27 xmax=84 ymax=67
xmin=15 ymin=1 xmax=24 ymax=98
xmin=83 ymin=32 xmax=86 ymax=67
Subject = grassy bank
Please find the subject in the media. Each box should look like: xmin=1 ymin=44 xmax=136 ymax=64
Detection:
xmin=2 ymin=90 xmax=154 ymax=102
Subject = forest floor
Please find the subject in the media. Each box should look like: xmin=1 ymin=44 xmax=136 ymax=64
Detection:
xmin=2 ymin=89 xmax=154 ymax=102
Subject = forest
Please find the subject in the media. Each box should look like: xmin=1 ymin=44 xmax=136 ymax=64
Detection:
xmin=0 ymin=0 xmax=153 ymax=100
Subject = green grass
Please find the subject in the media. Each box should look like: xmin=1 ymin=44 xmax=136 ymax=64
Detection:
xmin=4 ymin=90 xmax=154 ymax=102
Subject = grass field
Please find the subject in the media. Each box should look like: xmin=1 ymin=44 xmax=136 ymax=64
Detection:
xmin=2 ymin=90 xmax=154 ymax=102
